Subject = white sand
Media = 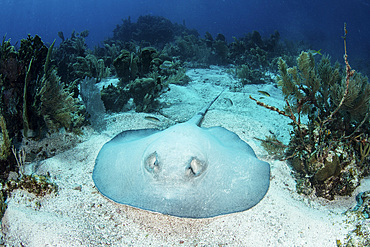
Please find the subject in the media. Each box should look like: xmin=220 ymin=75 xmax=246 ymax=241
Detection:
xmin=1 ymin=66 xmax=366 ymax=246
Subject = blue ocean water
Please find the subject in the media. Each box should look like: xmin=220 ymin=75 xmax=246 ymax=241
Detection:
xmin=1 ymin=0 xmax=369 ymax=68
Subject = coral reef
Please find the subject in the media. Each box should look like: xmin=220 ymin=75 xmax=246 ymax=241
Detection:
xmin=0 ymin=35 xmax=86 ymax=184
xmin=112 ymin=15 xmax=198 ymax=48
xmin=1 ymin=35 xmax=47 ymax=140
xmin=0 ymin=17 xmax=329 ymax=225
xmin=100 ymin=84 xmax=129 ymax=112
xmin=108 ymin=45 xmax=187 ymax=113
xmin=164 ymin=34 xmax=211 ymax=64
xmin=72 ymin=54 xmax=110 ymax=83
xmin=113 ymin=49 xmax=139 ymax=84
xmin=53 ymin=30 xmax=90 ymax=85
xmin=0 ymin=114 xmax=16 ymax=182
xmin=229 ymin=30 xmax=282 ymax=67
xmin=251 ymin=25 xmax=370 ymax=200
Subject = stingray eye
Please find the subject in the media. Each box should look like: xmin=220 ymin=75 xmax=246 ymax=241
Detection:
xmin=145 ymin=152 xmax=160 ymax=173
xmin=185 ymin=157 xmax=206 ymax=177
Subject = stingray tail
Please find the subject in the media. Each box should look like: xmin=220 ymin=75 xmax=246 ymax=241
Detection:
xmin=188 ymin=89 xmax=225 ymax=126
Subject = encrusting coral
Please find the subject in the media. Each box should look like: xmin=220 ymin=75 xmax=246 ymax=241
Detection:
xmin=251 ymin=24 xmax=370 ymax=200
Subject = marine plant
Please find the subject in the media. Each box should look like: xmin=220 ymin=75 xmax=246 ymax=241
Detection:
xmin=29 ymin=40 xmax=84 ymax=134
xmin=251 ymin=24 xmax=370 ymax=199
xmin=164 ymin=68 xmax=191 ymax=86
xmin=80 ymin=77 xmax=106 ymax=131
xmin=100 ymin=84 xmax=129 ymax=112
xmin=0 ymin=115 xmax=11 ymax=160
xmin=125 ymin=77 xmax=164 ymax=112
xmin=35 ymin=65 xmax=80 ymax=133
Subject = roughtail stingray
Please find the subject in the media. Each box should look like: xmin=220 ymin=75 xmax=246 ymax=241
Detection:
xmin=93 ymin=92 xmax=270 ymax=218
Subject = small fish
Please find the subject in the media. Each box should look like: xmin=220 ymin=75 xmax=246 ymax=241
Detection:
xmin=309 ymin=49 xmax=322 ymax=56
xmin=258 ymin=90 xmax=270 ymax=97
xmin=159 ymin=61 xmax=174 ymax=70
xmin=221 ymin=97 xmax=233 ymax=107
xmin=145 ymin=116 xmax=160 ymax=122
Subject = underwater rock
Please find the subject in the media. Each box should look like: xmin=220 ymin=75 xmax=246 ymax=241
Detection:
xmin=312 ymin=151 xmax=341 ymax=183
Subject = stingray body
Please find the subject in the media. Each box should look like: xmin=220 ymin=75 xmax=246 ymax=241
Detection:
xmin=93 ymin=92 xmax=270 ymax=218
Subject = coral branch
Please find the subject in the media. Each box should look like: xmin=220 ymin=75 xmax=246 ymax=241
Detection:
xmin=249 ymin=95 xmax=287 ymax=116
xmin=359 ymin=141 xmax=370 ymax=165
xmin=249 ymin=95 xmax=300 ymax=126
xmin=324 ymin=23 xmax=354 ymax=124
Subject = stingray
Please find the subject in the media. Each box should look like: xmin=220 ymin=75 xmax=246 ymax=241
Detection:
xmin=93 ymin=92 xmax=270 ymax=218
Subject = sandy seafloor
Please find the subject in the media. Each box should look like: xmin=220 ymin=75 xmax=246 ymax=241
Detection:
xmin=1 ymin=66 xmax=369 ymax=246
